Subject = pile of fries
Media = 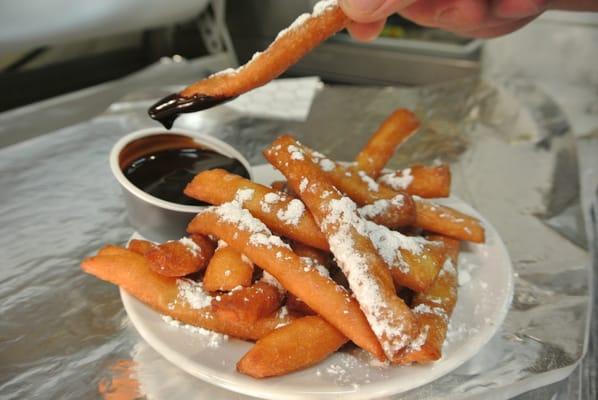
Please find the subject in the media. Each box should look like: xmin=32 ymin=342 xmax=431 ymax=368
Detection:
xmin=82 ymin=108 xmax=485 ymax=378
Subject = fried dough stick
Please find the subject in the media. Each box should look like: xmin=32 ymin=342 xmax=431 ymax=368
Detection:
xmin=149 ymin=2 xmax=349 ymax=127
xmin=275 ymin=140 xmax=447 ymax=292
xmin=379 ymin=165 xmax=451 ymax=199
xmin=212 ymin=280 xmax=284 ymax=325
xmin=203 ymin=241 xmax=254 ymax=291
xmin=303 ymin=146 xmax=484 ymax=242
xmin=398 ymin=236 xmax=460 ymax=364
xmin=187 ymin=205 xmax=385 ymax=360
xmin=355 ymin=109 xmax=420 ymax=179
xmin=237 ymin=316 xmax=348 ymax=378
xmin=264 ymin=135 xmax=418 ymax=362
xmin=81 ymin=247 xmax=290 ymax=340
xmin=302 ymin=145 xmax=417 ymax=228
xmin=128 ymin=236 xmax=215 ymax=277
xmin=185 ymin=169 xmax=329 ymax=251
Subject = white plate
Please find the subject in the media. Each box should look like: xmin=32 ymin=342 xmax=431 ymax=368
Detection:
xmin=120 ymin=164 xmax=514 ymax=400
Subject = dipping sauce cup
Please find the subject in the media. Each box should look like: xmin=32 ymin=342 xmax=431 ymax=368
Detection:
xmin=110 ymin=128 xmax=252 ymax=242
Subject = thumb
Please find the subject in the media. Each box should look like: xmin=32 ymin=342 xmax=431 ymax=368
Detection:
xmin=340 ymin=0 xmax=418 ymax=23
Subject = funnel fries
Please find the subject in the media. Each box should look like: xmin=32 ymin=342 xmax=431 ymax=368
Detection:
xmin=187 ymin=205 xmax=385 ymax=360
xmin=264 ymin=135 xmax=418 ymax=362
xmin=203 ymin=242 xmax=254 ymax=291
xmin=237 ymin=316 xmax=348 ymax=378
xmin=355 ymin=109 xmax=420 ymax=179
xmin=185 ymin=169 xmax=329 ymax=251
xmin=398 ymin=237 xmax=460 ymax=364
xmin=81 ymin=247 xmax=290 ymax=340
xmin=148 ymin=1 xmax=349 ymax=127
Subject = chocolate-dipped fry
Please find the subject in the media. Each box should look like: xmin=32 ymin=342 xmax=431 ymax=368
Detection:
xmin=203 ymin=241 xmax=254 ymax=292
xmin=398 ymin=236 xmax=460 ymax=364
xmin=379 ymin=165 xmax=451 ymax=199
xmin=81 ymin=247 xmax=290 ymax=340
xmin=187 ymin=204 xmax=385 ymax=360
xmin=237 ymin=316 xmax=348 ymax=378
xmin=149 ymin=1 xmax=349 ymax=128
xmin=355 ymin=109 xmax=420 ymax=179
xmin=185 ymin=169 xmax=329 ymax=251
xmin=264 ymin=135 xmax=418 ymax=362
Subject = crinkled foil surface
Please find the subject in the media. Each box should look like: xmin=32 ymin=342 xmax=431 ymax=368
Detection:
xmin=0 ymin=62 xmax=591 ymax=399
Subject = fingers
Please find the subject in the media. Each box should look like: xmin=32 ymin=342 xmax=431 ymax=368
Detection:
xmin=452 ymin=16 xmax=536 ymax=38
xmin=340 ymin=0 xmax=418 ymax=23
xmin=493 ymin=0 xmax=548 ymax=18
xmin=346 ymin=19 xmax=387 ymax=41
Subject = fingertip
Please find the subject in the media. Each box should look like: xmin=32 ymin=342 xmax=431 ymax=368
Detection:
xmin=341 ymin=0 xmax=416 ymax=23
xmin=347 ymin=19 xmax=387 ymax=42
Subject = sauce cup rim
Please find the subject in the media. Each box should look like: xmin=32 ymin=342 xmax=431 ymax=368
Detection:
xmin=109 ymin=127 xmax=253 ymax=213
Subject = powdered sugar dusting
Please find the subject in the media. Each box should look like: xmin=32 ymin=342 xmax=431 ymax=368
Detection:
xmin=363 ymin=220 xmax=427 ymax=274
xmin=322 ymin=196 xmax=413 ymax=356
xmin=300 ymin=257 xmax=330 ymax=278
xmin=261 ymin=192 xmax=282 ymax=212
xmin=358 ymin=171 xmax=379 ymax=192
xmin=287 ymin=145 xmax=305 ymax=160
xmin=176 ymin=279 xmax=213 ymax=309
xmin=319 ymin=158 xmax=335 ymax=172
xmin=178 ymin=237 xmax=202 ymax=256
xmin=299 ymin=178 xmax=309 ymax=193
xmin=380 ymin=169 xmax=413 ymax=190
xmin=275 ymin=0 xmax=338 ymax=40
xmin=357 ymin=194 xmax=405 ymax=220
xmin=161 ymin=315 xmax=228 ymax=347
xmin=276 ymin=199 xmax=305 ymax=226
xmin=234 ymin=188 xmax=255 ymax=205
xmin=262 ymin=271 xmax=285 ymax=292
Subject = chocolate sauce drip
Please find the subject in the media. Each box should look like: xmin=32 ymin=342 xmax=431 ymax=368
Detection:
xmin=148 ymin=93 xmax=233 ymax=129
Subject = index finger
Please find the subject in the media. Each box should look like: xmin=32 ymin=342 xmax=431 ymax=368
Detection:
xmin=340 ymin=0 xmax=418 ymax=23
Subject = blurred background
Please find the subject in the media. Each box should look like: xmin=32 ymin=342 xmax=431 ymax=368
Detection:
xmin=1 ymin=0 xmax=596 ymax=113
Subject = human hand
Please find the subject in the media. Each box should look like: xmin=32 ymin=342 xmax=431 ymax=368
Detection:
xmin=339 ymin=0 xmax=596 ymax=41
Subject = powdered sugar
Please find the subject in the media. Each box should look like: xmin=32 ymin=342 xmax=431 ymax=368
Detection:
xmin=379 ymin=168 xmax=413 ymax=190
xmin=313 ymin=0 xmax=338 ymax=16
xmin=357 ymin=194 xmax=405 ymax=220
xmin=175 ymin=279 xmax=213 ymax=309
xmin=234 ymin=188 xmax=255 ymax=205
xmin=275 ymin=0 xmax=338 ymax=40
xmin=161 ymin=315 xmax=228 ymax=347
xmin=299 ymin=178 xmax=309 ymax=193
xmin=322 ymin=196 xmax=413 ymax=356
xmin=276 ymin=199 xmax=305 ymax=226
xmin=261 ymin=192 xmax=282 ymax=212
xmin=178 ymin=237 xmax=202 ymax=256
xmin=262 ymin=271 xmax=285 ymax=292
xmin=300 ymin=257 xmax=330 ymax=278
xmin=319 ymin=158 xmax=336 ymax=172
xmin=287 ymin=145 xmax=305 ymax=160
xmin=358 ymin=171 xmax=379 ymax=192
xmin=362 ymin=220 xmax=427 ymax=273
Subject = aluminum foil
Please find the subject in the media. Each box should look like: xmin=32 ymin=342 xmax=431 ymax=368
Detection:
xmin=0 ymin=66 xmax=591 ymax=399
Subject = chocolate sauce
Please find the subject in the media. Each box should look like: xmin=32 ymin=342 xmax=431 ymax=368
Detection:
xmin=148 ymin=93 xmax=234 ymax=129
xmin=121 ymin=134 xmax=249 ymax=206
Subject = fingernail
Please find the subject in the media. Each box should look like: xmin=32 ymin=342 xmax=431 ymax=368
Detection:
xmin=343 ymin=0 xmax=386 ymax=14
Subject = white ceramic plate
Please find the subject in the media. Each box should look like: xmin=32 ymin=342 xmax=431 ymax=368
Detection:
xmin=120 ymin=164 xmax=514 ymax=400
